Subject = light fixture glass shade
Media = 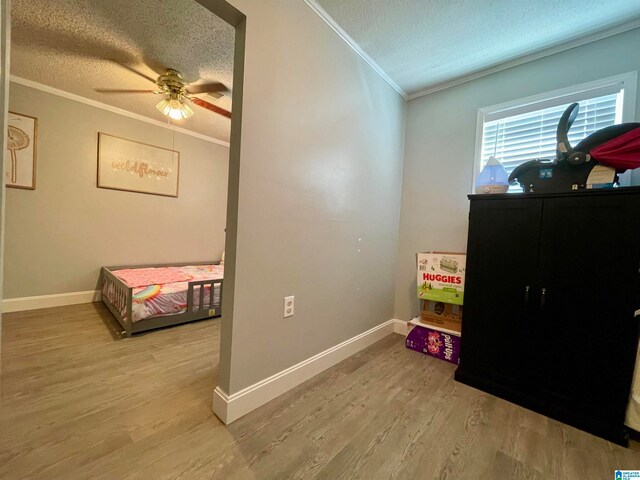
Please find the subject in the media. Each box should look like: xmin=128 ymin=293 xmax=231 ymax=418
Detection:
xmin=156 ymin=96 xmax=194 ymax=120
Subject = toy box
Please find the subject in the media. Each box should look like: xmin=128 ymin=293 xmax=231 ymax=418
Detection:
xmin=416 ymin=252 xmax=465 ymax=305
xmin=420 ymin=300 xmax=462 ymax=334
xmin=406 ymin=322 xmax=461 ymax=365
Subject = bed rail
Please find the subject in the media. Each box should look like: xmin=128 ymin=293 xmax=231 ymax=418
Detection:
xmin=187 ymin=279 xmax=223 ymax=317
xmin=100 ymin=267 xmax=133 ymax=337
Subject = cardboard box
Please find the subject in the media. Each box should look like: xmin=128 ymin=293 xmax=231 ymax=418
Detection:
xmin=420 ymin=300 xmax=462 ymax=334
xmin=417 ymin=252 xmax=465 ymax=305
xmin=406 ymin=323 xmax=461 ymax=365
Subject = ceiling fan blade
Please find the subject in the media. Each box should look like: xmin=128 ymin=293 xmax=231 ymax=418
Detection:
xmin=186 ymin=82 xmax=228 ymax=95
xmin=95 ymin=89 xmax=159 ymax=94
xmin=107 ymin=59 xmax=158 ymax=84
xmin=189 ymin=97 xmax=232 ymax=119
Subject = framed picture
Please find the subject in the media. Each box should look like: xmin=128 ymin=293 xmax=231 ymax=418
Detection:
xmin=5 ymin=112 xmax=37 ymax=189
xmin=97 ymin=132 xmax=180 ymax=198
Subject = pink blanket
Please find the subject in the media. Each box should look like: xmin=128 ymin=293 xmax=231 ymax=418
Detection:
xmin=114 ymin=266 xmax=193 ymax=288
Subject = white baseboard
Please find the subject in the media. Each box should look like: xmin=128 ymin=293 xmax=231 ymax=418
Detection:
xmin=213 ymin=318 xmax=399 ymax=424
xmin=2 ymin=290 xmax=101 ymax=313
xmin=393 ymin=318 xmax=410 ymax=336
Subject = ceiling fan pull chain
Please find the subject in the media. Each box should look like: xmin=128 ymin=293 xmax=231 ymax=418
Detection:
xmin=172 ymin=121 xmax=176 ymax=153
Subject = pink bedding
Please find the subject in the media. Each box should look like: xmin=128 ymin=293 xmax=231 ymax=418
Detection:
xmin=110 ymin=267 xmax=192 ymax=288
xmin=106 ymin=264 xmax=224 ymax=322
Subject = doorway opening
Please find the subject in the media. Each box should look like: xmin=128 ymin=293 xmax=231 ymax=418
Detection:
xmin=0 ymin=3 xmax=246 ymax=468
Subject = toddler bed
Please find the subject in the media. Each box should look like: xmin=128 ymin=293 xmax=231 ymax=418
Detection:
xmin=100 ymin=261 xmax=223 ymax=336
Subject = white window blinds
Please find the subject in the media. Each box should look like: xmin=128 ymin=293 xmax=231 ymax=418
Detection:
xmin=480 ymin=84 xmax=624 ymax=192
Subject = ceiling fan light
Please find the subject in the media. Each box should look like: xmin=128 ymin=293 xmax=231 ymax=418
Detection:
xmin=179 ymin=101 xmax=194 ymax=119
xmin=156 ymin=96 xmax=194 ymax=120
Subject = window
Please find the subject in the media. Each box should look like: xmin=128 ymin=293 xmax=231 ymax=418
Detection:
xmin=475 ymin=73 xmax=637 ymax=192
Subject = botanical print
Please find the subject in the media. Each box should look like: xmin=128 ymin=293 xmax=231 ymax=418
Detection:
xmin=5 ymin=112 xmax=37 ymax=189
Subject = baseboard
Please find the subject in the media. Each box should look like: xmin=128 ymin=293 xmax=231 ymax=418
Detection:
xmin=2 ymin=290 xmax=101 ymax=313
xmin=213 ymin=318 xmax=399 ymax=424
xmin=393 ymin=318 xmax=410 ymax=336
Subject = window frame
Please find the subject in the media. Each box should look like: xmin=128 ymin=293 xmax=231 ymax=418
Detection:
xmin=472 ymin=71 xmax=638 ymax=192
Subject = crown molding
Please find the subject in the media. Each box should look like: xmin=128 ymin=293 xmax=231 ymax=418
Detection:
xmin=303 ymin=0 xmax=408 ymax=100
xmin=10 ymin=75 xmax=231 ymax=147
xmin=303 ymin=1 xmax=640 ymax=103
xmin=407 ymin=19 xmax=640 ymax=101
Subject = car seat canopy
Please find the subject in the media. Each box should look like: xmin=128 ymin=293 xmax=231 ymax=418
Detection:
xmin=590 ymin=127 xmax=640 ymax=170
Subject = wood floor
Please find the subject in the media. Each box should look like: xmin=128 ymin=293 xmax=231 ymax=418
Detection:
xmin=1 ymin=304 xmax=639 ymax=479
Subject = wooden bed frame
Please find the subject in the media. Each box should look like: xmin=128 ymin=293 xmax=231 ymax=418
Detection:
xmin=100 ymin=261 xmax=223 ymax=337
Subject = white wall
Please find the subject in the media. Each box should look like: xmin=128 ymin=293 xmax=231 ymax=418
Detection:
xmin=220 ymin=0 xmax=406 ymax=394
xmin=5 ymin=82 xmax=229 ymax=298
xmin=394 ymin=28 xmax=640 ymax=322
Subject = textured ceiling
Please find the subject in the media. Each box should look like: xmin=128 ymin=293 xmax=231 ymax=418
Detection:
xmin=315 ymin=0 xmax=640 ymax=96
xmin=11 ymin=0 xmax=235 ymax=141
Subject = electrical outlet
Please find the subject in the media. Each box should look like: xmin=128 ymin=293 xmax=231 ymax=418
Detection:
xmin=284 ymin=295 xmax=294 ymax=317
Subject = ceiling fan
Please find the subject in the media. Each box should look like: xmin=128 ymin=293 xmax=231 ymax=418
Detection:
xmin=96 ymin=64 xmax=231 ymax=120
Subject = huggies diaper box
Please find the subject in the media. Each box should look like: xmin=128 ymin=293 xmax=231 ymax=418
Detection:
xmin=416 ymin=252 xmax=466 ymax=305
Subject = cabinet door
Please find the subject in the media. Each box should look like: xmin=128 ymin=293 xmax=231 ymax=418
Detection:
xmin=536 ymin=194 xmax=640 ymax=422
xmin=461 ymin=198 xmax=543 ymax=385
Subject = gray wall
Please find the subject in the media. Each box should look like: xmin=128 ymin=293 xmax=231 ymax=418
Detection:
xmin=0 ymin=0 xmax=10 ymax=353
xmin=5 ymin=82 xmax=229 ymax=298
xmin=221 ymin=0 xmax=406 ymax=394
xmin=394 ymin=28 xmax=640 ymax=322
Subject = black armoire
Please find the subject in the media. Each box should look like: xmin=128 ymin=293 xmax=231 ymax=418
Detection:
xmin=455 ymin=188 xmax=640 ymax=446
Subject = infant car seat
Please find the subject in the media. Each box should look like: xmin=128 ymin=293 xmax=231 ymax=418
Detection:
xmin=508 ymin=102 xmax=640 ymax=193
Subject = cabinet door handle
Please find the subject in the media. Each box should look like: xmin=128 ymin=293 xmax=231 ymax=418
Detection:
xmin=540 ymin=288 xmax=547 ymax=309
xmin=524 ymin=285 xmax=530 ymax=306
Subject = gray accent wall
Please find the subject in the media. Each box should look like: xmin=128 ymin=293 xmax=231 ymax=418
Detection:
xmin=220 ymin=0 xmax=406 ymax=394
xmin=4 ymin=82 xmax=229 ymax=298
xmin=394 ymin=28 xmax=640 ymax=322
